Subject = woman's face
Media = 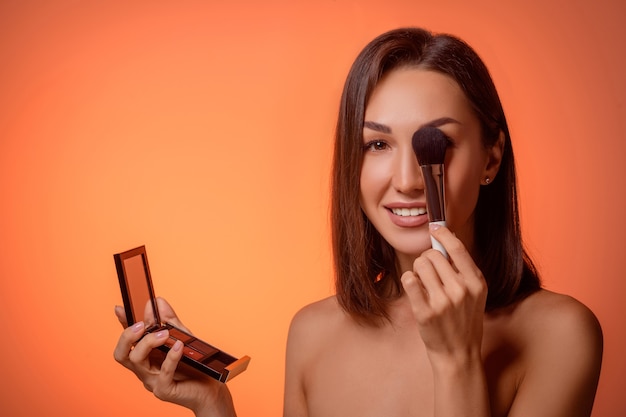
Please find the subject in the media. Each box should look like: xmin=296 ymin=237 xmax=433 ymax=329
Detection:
xmin=360 ymin=67 xmax=499 ymax=271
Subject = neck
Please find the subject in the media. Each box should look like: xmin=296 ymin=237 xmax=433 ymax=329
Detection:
xmin=386 ymin=292 xmax=419 ymax=328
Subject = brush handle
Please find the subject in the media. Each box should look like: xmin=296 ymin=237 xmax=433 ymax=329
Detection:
xmin=430 ymin=220 xmax=448 ymax=259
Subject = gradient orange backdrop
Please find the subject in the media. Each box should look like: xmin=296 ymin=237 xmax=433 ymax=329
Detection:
xmin=1 ymin=1 xmax=624 ymax=416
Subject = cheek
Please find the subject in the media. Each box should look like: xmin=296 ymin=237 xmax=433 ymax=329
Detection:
xmin=359 ymin=158 xmax=389 ymax=204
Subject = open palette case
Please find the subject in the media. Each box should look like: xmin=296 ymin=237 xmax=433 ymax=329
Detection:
xmin=114 ymin=245 xmax=250 ymax=383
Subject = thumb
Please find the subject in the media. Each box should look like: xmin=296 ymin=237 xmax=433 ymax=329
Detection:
xmin=114 ymin=305 xmax=128 ymax=328
xmin=156 ymin=297 xmax=193 ymax=334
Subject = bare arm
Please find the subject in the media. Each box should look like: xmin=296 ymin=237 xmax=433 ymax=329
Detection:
xmin=283 ymin=307 xmax=311 ymax=417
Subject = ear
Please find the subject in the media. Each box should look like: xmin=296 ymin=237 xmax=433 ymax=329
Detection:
xmin=482 ymin=131 xmax=504 ymax=185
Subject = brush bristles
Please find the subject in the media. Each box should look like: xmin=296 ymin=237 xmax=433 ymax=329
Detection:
xmin=412 ymin=126 xmax=449 ymax=166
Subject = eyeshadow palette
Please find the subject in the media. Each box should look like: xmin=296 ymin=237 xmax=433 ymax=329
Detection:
xmin=114 ymin=245 xmax=250 ymax=383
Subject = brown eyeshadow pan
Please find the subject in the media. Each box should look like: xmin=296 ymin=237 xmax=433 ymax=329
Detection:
xmin=188 ymin=339 xmax=219 ymax=357
xmin=167 ymin=326 xmax=194 ymax=343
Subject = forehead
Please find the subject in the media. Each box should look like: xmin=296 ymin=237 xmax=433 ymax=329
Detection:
xmin=364 ymin=68 xmax=475 ymax=127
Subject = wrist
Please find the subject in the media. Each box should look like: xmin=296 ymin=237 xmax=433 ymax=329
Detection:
xmin=428 ymin=348 xmax=484 ymax=377
xmin=193 ymin=384 xmax=236 ymax=417
xmin=428 ymin=351 xmax=491 ymax=417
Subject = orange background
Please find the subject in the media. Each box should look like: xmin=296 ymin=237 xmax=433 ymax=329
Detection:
xmin=1 ymin=1 xmax=624 ymax=416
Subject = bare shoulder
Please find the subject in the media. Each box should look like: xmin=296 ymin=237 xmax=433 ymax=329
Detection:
xmin=287 ymin=296 xmax=345 ymax=352
xmin=291 ymin=296 xmax=343 ymax=322
xmin=515 ymin=289 xmax=603 ymax=345
xmin=510 ymin=289 xmax=603 ymax=364
xmin=504 ymin=289 xmax=603 ymax=417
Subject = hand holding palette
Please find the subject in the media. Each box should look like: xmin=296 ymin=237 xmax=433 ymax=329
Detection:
xmin=114 ymin=245 xmax=251 ymax=383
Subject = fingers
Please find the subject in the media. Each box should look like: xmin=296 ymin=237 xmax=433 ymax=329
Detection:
xmin=402 ymin=225 xmax=487 ymax=312
xmin=429 ymin=226 xmax=481 ymax=277
xmin=152 ymin=343 xmax=225 ymax=412
xmin=128 ymin=329 xmax=170 ymax=365
xmin=430 ymin=225 xmax=487 ymax=297
xmin=113 ymin=321 xmax=145 ymax=364
xmin=401 ymin=270 xmax=428 ymax=310
xmin=402 ymin=253 xmax=462 ymax=324
xmin=113 ymin=321 xmax=170 ymax=374
xmin=156 ymin=297 xmax=179 ymax=323
xmin=157 ymin=340 xmax=184 ymax=389
xmin=114 ymin=305 xmax=128 ymax=328
xmin=156 ymin=297 xmax=193 ymax=334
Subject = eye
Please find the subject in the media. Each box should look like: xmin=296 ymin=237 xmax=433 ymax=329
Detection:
xmin=363 ymin=140 xmax=389 ymax=152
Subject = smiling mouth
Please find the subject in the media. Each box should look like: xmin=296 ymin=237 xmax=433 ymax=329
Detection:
xmin=390 ymin=207 xmax=427 ymax=217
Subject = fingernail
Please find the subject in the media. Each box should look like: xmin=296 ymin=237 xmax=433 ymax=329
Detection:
xmin=155 ymin=331 xmax=167 ymax=339
xmin=429 ymin=223 xmax=441 ymax=231
xmin=132 ymin=322 xmax=144 ymax=332
xmin=173 ymin=340 xmax=183 ymax=352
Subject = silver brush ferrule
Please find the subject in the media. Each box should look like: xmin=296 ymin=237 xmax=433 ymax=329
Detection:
xmin=420 ymin=163 xmax=445 ymax=223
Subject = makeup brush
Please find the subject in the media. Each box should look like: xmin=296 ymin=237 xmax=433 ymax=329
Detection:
xmin=412 ymin=126 xmax=450 ymax=258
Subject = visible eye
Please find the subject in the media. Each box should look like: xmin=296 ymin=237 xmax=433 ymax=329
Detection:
xmin=363 ymin=140 xmax=389 ymax=152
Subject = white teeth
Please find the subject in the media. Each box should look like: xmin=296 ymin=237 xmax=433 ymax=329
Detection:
xmin=391 ymin=207 xmax=427 ymax=216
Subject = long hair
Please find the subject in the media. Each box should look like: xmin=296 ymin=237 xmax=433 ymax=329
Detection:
xmin=331 ymin=27 xmax=541 ymax=325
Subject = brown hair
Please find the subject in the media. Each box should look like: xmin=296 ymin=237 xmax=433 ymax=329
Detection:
xmin=331 ymin=27 xmax=541 ymax=325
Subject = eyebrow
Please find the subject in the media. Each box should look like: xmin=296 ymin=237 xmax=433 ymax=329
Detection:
xmin=363 ymin=117 xmax=461 ymax=134
xmin=363 ymin=121 xmax=391 ymax=133
xmin=423 ymin=117 xmax=461 ymax=128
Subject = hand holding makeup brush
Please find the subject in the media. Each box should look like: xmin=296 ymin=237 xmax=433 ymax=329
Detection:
xmin=400 ymin=224 xmax=489 ymax=413
xmin=401 ymin=224 xmax=487 ymax=356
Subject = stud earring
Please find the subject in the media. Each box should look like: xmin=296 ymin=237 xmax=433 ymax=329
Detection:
xmin=485 ymin=177 xmax=491 ymax=184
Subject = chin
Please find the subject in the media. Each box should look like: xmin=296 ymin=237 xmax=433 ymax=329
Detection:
xmin=389 ymin=236 xmax=432 ymax=261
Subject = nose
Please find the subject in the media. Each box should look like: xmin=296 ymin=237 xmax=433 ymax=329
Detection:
xmin=392 ymin=146 xmax=424 ymax=194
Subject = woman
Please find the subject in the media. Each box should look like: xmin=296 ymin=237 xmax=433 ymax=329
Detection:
xmin=114 ymin=27 xmax=603 ymax=417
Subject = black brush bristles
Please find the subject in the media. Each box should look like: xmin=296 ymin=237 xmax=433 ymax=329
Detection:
xmin=412 ymin=126 xmax=449 ymax=166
